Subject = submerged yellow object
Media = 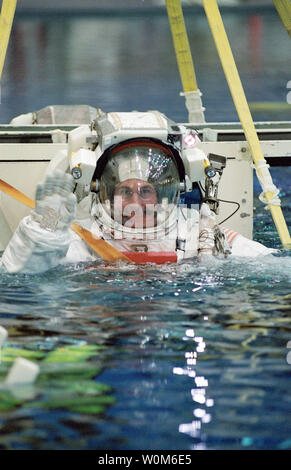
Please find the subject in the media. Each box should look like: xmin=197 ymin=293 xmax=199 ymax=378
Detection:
xmin=249 ymin=102 xmax=291 ymax=111
xmin=202 ymin=0 xmax=291 ymax=249
xmin=0 ymin=0 xmax=17 ymax=80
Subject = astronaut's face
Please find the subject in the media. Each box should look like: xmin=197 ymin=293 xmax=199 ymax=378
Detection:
xmin=114 ymin=179 xmax=158 ymax=228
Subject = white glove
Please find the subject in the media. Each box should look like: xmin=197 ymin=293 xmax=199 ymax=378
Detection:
xmin=0 ymin=171 xmax=77 ymax=274
xmin=32 ymin=170 xmax=77 ymax=232
xmin=198 ymin=203 xmax=216 ymax=256
xmin=198 ymin=203 xmax=231 ymax=257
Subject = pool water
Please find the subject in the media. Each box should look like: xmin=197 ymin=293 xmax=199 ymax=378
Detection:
xmin=0 ymin=6 xmax=291 ymax=450
xmin=0 ymin=221 xmax=290 ymax=450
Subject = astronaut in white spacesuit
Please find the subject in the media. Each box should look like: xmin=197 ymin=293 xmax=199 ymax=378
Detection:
xmin=0 ymin=111 xmax=275 ymax=274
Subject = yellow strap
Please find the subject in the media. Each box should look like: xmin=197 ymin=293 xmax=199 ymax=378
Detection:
xmin=202 ymin=0 xmax=291 ymax=249
xmin=0 ymin=178 xmax=131 ymax=262
xmin=0 ymin=0 xmax=17 ymax=80
xmin=165 ymin=0 xmax=198 ymax=92
xmin=273 ymin=0 xmax=291 ymax=37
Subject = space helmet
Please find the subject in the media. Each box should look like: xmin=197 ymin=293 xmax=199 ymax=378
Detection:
xmin=94 ymin=138 xmax=182 ymax=229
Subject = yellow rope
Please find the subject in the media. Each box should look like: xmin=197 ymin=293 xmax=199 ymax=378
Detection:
xmin=202 ymin=0 xmax=291 ymax=248
xmin=0 ymin=0 xmax=17 ymax=80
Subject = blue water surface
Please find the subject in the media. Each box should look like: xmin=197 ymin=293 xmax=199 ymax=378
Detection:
xmin=0 ymin=6 xmax=290 ymax=451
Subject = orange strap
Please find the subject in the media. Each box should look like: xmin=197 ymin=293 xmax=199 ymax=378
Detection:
xmin=71 ymin=223 xmax=130 ymax=262
xmin=0 ymin=178 xmax=35 ymax=209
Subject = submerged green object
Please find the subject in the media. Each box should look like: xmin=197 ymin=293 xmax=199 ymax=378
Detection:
xmin=0 ymin=0 xmax=17 ymax=80
xmin=1 ymin=346 xmax=46 ymax=362
xmin=43 ymin=344 xmax=103 ymax=363
xmin=0 ymin=340 xmax=114 ymax=415
xmin=0 ymin=390 xmax=23 ymax=411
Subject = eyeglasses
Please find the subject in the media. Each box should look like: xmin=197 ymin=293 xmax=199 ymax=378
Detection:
xmin=115 ymin=185 xmax=156 ymax=201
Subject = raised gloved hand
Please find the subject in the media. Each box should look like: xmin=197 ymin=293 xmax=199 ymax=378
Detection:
xmin=31 ymin=170 xmax=77 ymax=232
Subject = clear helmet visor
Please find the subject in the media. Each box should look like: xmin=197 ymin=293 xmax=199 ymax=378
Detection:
xmin=98 ymin=141 xmax=180 ymax=228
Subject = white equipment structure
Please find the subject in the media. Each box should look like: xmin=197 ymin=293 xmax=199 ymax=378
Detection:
xmin=0 ymin=106 xmax=291 ymax=252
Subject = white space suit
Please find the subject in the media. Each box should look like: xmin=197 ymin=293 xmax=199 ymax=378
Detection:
xmin=0 ymin=112 xmax=275 ymax=274
xmin=0 ymin=176 xmax=274 ymax=275
xmin=0 ymin=197 xmax=274 ymax=274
